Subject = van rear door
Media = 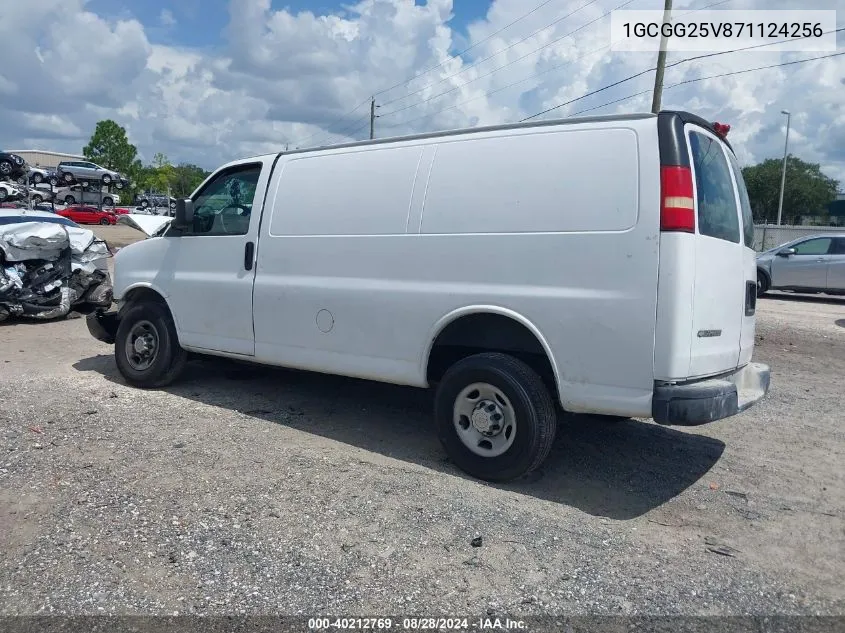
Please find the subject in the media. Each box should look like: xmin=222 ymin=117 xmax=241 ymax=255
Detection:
xmin=724 ymin=147 xmax=758 ymax=367
xmin=685 ymin=126 xmax=749 ymax=377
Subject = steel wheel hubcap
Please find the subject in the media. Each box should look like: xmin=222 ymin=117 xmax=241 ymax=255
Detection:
xmin=125 ymin=320 xmax=159 ymax=371
xmin=453 ymin=382 xmax=516 ymax=457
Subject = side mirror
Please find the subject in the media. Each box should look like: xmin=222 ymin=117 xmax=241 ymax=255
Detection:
xmin=777 ymin=248 xmax=796 ymax=257
xmin=173 ymin=199 xmax=194 ymax=231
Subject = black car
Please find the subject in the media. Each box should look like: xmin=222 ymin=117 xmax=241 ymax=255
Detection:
xmin=0 ymin=152 xmax=28 ymax=180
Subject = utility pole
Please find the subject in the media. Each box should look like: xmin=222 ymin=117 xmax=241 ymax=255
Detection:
xmin=776 ymin=110 xmax=791 ymax=226
xmin=651 ymin=0 xmax=673 ymax=114
xmin=370 ymin=97 xmax=376 ymax=140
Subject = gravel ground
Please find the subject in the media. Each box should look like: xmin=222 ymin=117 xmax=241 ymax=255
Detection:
xmin=0 ymin=290 xmax=843 ymax=617
xmin=90 ymin=224 xmax=150 ymax=250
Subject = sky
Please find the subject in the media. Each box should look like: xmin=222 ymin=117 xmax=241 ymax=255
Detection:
xmin=0 ymin=0 xmax=843 ymax=186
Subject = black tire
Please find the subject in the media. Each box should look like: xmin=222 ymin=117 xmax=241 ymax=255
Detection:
xmin=49 ymin=177 xmax=59 ymax=187
xmin=64 ymin=195 xmax=76 ymax=205
xmin=32 ymin=173 xmax=43 ymax=184
xmin=140 ymin=200 xmax=149 ymax=208
xmin=63 ymin=172 xmax=74 ymax=183
xmin=114 ymin=302 xmax=188 ymax=388
xmin=434 ymin=352 xmax=557 ymax=482
xmin=757 ymin=270 xmax=770 ymax=297
xmin=102 ymin=174 xmax=112 ymax=185
xmin=103 ymin=197 xmax=113 ymax=206
xmin=32 ymin=194 xmax=43 ymax=203
xmin=0 ymin=160 xmax=12 ymax=177
xmin=99 ymin=218 xmax=110 ymax=225
xmin=0 ymin=189 xmax=7 ymax=202
xmin=170 ymin=200 xmax=176 ymax=209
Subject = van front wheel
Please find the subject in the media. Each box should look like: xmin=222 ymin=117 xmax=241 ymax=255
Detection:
xmin=435 ymin=352 xmax=557 ymax=482
xmin=114 ymin=302 xmax=187 ymax=388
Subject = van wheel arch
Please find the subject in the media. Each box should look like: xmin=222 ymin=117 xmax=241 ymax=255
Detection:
xmin=426 ymin=311 xmax=558 ymax=400
xmin=120 ymin=287 xmax=171 ymax=317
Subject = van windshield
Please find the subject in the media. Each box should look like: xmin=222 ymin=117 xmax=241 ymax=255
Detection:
xmin=689 ymin=130 xmax=740 ymax=244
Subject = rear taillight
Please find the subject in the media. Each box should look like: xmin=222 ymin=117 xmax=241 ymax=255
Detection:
xmin=660 ymin=165 xmax=695 ymax=233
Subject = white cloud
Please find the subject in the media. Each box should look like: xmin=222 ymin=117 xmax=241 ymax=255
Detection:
xmin=0 ymin=0 xmax=843 ymax=187
xmin=160 ymin=8 xmax=177 ymax=27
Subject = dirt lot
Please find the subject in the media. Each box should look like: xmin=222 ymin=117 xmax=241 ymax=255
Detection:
xmin=91 ymin=224 xmax=149 ymax=250
xmin=0 ymin=242 xmax=843 ymax=616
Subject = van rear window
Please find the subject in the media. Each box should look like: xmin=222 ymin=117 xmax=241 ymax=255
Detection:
xmin=689 ymin=131 xmax=740 ymax=244
xmin=725 ymin=147 xmax=755 ymax=248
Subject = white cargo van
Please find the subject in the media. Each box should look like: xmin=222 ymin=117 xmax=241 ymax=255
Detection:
xmin=87 ymin=110 xmax=770 ymax=482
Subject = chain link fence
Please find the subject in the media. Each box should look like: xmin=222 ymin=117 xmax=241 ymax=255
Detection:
xmin=753 ymin=224 xmax=845 ymax=251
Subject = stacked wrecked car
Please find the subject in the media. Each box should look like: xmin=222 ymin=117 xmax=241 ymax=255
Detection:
xmin=0 ymin=211 xmax=113 ymax=322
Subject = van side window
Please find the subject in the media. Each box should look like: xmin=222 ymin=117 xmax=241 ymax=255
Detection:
xmin=725 ymin=148 xmax=754 ymax=248
xmin=188 ymin=164 xmax=261 ymax=236
xmin=792 ymin=238 xmax=832 ymax=256
xmin=689 ymin=131 xmax=740 ymax=244
xmin=832 ymin=237 xmax=845 ymax=255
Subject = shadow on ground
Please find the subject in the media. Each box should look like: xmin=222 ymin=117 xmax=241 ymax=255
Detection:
xmin=762 ymin=292 xmax=845 ymax=306
xmin=73 ymin=354 xmax=725 ymax=520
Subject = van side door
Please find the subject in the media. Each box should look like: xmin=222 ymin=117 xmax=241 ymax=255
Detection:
xmin=164 ymin=158 xmax=274 ymax=356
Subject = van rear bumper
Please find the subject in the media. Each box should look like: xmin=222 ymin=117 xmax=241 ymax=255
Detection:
xmin=652 ymin=362 xmax=770 ymax=426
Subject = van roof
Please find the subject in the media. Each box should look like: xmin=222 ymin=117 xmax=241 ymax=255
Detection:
xmin=281 ymin=111 xmax=659 ymax=157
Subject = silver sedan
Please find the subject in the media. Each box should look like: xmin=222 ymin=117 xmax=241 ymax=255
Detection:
xmin=756 ymin=234 xmax=845 ymax=296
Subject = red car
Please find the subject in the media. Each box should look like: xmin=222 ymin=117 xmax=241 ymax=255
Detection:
xmin=57 ymin=205 xmax=117 ymax=225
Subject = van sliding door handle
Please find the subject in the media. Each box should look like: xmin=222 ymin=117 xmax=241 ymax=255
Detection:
xmin=244 ymin=241 xmax=255 ymax=271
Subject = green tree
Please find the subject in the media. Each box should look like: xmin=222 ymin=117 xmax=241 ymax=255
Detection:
xmin=152 ymin=152 xmax=169 ymax=169
xmin=742 ymin=156 xmax=839 ymax=225
xmin=170 ymin=163 xmax=210 ymax=198
xmin=82 ymin=120 xmax=138 ymax=175
xmin=148 ymin=153 xmax=175 ymax=193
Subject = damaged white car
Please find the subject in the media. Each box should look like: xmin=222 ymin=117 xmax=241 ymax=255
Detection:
xmin=0 ymin=210 xmax=113 ymax=321
xmin=116 ymin=213 xmax=173 ymax=238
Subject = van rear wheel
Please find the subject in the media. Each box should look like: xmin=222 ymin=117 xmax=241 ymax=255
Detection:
xmin=114 ymin=302 xmax=187 ymax=388
xmin=435 ymin=352 xmax=557 ymax=482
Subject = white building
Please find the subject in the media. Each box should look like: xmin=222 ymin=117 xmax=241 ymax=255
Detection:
xmin=5 ymin=149 xmax=86 ymax=169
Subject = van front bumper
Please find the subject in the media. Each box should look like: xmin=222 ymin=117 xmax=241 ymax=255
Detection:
xmin=87 ymin=309 xmax=120 ymax=345
xmin=652 ymin=362 xmax=770 ymax=426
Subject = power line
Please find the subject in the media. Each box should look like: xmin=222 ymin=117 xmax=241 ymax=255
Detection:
xmin=382 ymin=0 xmax=635 ymax=116
xmin=378 ymin=0 xmax=636 ymax=120
xmin=293 ymin=0 xmax=568 ymax=147
xmin=305 ymin=110 xmax=372 ymax=148
xmin=665 ymin=50 xmax=845 ymax=89
xmin=522 ymin=27 xmax=845 ymax=121
xmin=379 ymin=0 xmax=732 ymax=130
xmin=569 ymin=89 xmax=652 ymax=116
xmin=298 ymin=0 xmax=736 ymax=147
xmin=570 ymin=51 xmax=845 ymax=117
xmin=373 ymin=0 xmax=561 ymax=99
xmin=378 ymin=0 xmax=604 ymax=109
xmin=291 ymin=97 xmax=372 ymax=147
